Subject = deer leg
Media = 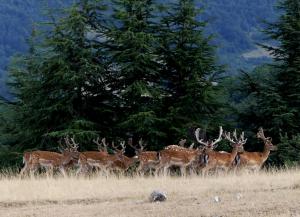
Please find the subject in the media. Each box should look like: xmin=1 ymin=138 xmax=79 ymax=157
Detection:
xmin=46 ymin=166 xmax=54 ymax=178
xmin=76 ymin=164 xmax=83 ymax=176
xmin=29 ymin=163 xmax=39 ymax=178
xmin=59 ymin=166 xmax=67 ymax=177
xmin=180 ymin=166 xmax=186 ymax=177
xmin=201 ymin=167 xmax=208 ymax=177
xmin=137 ymin=163 xmax=145 ymax=176
xmin=20 ymin=163 xmax=29 ymax=178
xmin=163 ymin=165 xmax=169 ymax=176
xmin=154 ymin=165 xmax=162 ymax=177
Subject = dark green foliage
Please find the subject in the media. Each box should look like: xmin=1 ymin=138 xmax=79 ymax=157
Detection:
xmin=106 ymin=0 xmax=168 ymax=145
xmin=157 ymin=0 xmax=226 ymax=142
xmin=1 ymin=0 xmax=300 ymax=168
xmin=0 ymin=0 xmax=225 ymax=159
xmin=0 ymin=0 xmax=278 ymax=100
xmin=230 ymin=0 xmax=300 ymax=165
xmin=263 ymin=0 xmax=300 ymax=135
xmin=0 ymin=0 xmax=113 ymax=152
xmin=278 ymin=133 xmax=300 ymax=166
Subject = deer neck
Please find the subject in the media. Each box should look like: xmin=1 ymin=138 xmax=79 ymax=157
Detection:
xmin=262 ymin=144 xmax=271 ymax=162
xmin=229 ymin=146 xmax=238 ymax=161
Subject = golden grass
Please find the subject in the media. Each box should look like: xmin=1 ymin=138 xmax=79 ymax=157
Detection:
xmin=0 ymin=169 xmax=300 ymax=217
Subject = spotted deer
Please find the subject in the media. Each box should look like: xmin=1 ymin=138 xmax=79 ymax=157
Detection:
xmin=127 ymin=138 xmax=159 ymax=175
xmin=77 ymin=138 xmax=123 ymax=175
xmin=20 ymin=136 xmax=79 ymax=177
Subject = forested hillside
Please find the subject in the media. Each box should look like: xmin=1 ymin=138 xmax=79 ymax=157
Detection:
xmin=0 ymin=0 xmax=299 ymax=169
xmin=0 ymin=0 xmax=277 ymax=99
xmin=0 ymin=0 xmax=73 ymax=99
xmin=205 ymin=0 xmax=277 ymax=70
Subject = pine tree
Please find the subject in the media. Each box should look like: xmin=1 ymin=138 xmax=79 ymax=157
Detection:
xmin=157 ymin=0 xmax=225 ymax=143
xmin=261 ymin=0 xmax=300 ymax=164
xmin=232 ymin=0 xmax=300 ymax=165
xmin=1 ymin=0 xmax=112 ymax=151
xmin=263 ymin=0 xmax=300 ymax=134
xmin=107 ymin=0 xmax=167 ymax=146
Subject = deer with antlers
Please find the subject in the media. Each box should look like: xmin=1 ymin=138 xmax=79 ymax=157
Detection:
xmin=193 ymin=126 xmax=224 ymax=173
xmin=20 ymin=136 xmax=80 ymax=177
xmin=108 ymin=140 xmax=139 ymax=175
xmin=76 ymin=138 xmax=122 ymax=175
xmin=127 ymin=138 xmax=159 ymax=175
xmin=234 ymin=127 xmax=277 ymax=171
xmin=155 ymin=136 xmax=207 ymax=176
xmin=198 ymin=129 xmax=246 ymax=174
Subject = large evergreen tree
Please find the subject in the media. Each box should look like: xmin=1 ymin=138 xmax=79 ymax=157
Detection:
xmin=263 ymin=0 xmax=300 ymax=164
xmin=107 ymin=0 xmax=167 ymax=146
xmin=157 ymin=0 xmax=225 ymax=142
xmin=232 ymin=0 xmax=300 ymax=165
xmin=263 ymin=0 xmax=300 ymax=134
xmin=1 ymin=0 xmax=112 ymax=151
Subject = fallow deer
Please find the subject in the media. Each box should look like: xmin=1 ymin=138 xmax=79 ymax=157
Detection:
xmin=20 ymin=136 xmax=79 ymax=177
xmin=199 ymin=129 xmax=246 ymax=174
xmin=235 ymin=127 xmax=277 ymax=171
xmin=155 ymin=134 xmax=210 ymax=176
xmin=193 ymin=126 xmax=224 ymax=173
xmin=127 ymin=138 xmax=159 ymax=175
xmin=109 ymin=140 xmax=139 ymax=175
xmin=77 ymin=138 xmax=121 ymax=175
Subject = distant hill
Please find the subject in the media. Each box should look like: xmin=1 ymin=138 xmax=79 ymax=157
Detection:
xmin=0 ymin=0 xmax=73 ymax=99
xmin=204 ymin=0 xmax=277 ymax=72
xmin=0 ymin=0 xmax=277 ymax=98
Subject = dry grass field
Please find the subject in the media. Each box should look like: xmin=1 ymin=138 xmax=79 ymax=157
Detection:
xmin=0 ymin=169 xmax=300 ymax=217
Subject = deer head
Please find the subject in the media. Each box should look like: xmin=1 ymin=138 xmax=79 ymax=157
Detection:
xmin=62 ymin=135 xmax=80 ymax=163
xmin=257 ymin=128 xmax=277 ymax=151
xmin=178 ymin=139 xmax=187 ymax=147
xmin=127 ymin=138 xmax=147 ymax=155
xmin=223 ymin=129 xmax=246 ymax=152
xmin=111 ymin=140 xmax=126 ymax=157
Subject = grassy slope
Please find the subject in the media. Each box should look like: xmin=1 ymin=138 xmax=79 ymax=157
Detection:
xmin=0 ymin=169 xmax=299 ymax=217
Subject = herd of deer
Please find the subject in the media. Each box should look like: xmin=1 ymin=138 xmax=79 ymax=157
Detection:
xmin=20 ymin=127 xmax=277 ymax=177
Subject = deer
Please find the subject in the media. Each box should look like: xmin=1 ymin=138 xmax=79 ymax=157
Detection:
xmin=109 ymin=140 xmax=139 ymax=175
xmin=155 ymin=135 xmax=208 ymax=176
xmin=20 ymin=136 xmax=80 ymax=177
xmin=76 ymin=138 xmax=120 ymax=175
xmin=165 ymin=139 xmax=195 ymax=151
xmin=234 ymin=127 xmax=277 ymax=171
xmin=127 ymin=138 xmax=159 ymax=175
xmin=198 ymin=129 xmax=246 ymax=175
xmin=193 ymin=126 xmax=224 ymax=173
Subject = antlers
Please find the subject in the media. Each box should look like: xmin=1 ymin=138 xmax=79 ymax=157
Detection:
xmin=111 ymin=140 xmax=126 ymax=154
xmin=64 ymin=135 xmax=79 ymax=152
xmin=257 ymin=127 xmax=271 ymax=142
xmin=127 ymin=138 xmax=147 ymax=153
xmin=195 ymin=126 xmax=223 ymax=148
xmin=93 ymin=137 xmax=108 ymax=152
xmin=223 ymin=130 xmax=247 ymax=146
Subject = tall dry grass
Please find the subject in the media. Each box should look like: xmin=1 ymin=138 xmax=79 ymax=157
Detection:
xmin=0 ymin=169 xmax=300 ymax=217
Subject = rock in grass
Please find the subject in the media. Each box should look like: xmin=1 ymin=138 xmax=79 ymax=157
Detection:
xmin=236 ymin=193 xmax=242 ymax=200
xmin=149 ymin=190 xmax=167 ymax=202
xmin=213 ymin=196 xmax=221 ymax=203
